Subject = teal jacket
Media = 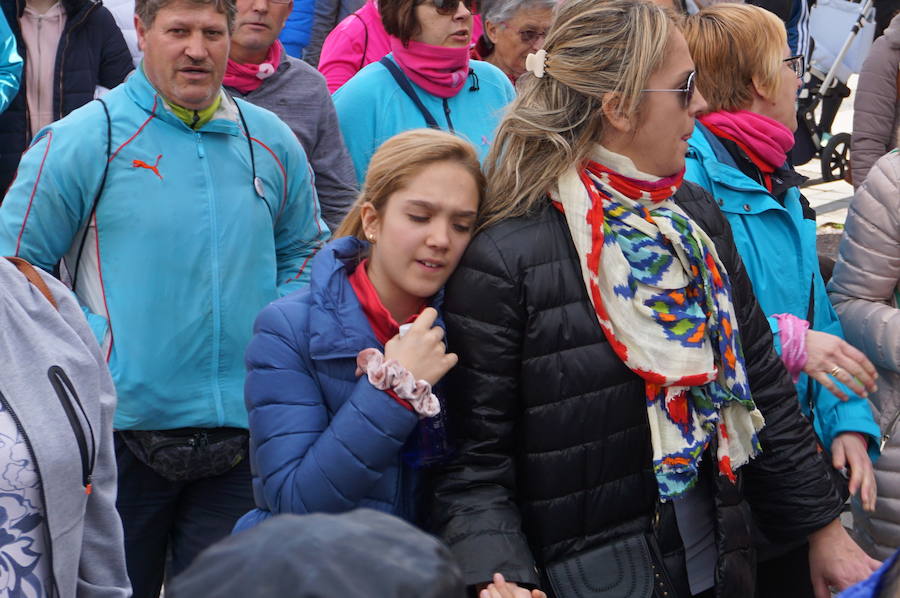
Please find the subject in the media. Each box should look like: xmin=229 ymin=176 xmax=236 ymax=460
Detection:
xmin=685 ymin=122 xmax=880 ymax=458
xmin=332 ymin=55 xmax=514 ymax=184
xmin=0 ymin=7 xmax=20 ymax=114
xmin=0 ymin=67 xmax=329 ymax=431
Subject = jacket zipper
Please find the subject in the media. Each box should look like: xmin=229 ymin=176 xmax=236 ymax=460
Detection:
xmin=0 ymin=388 xmax=60 ymax=597
xmin=881 ymin=410 xmax=900 ymax=452
xmin=47 ymin=365 xmax=96 ymax=494
xmin=56 ymin=2 xmax=97 ymax=120
xmin=14 ymin=0 xmax=32 ymax=145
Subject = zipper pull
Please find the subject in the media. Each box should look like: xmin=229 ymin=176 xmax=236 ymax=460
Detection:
xmin=84 ymin=475 xmax=92 ymax=495
xmin=196 ymin=132 xmax=205 ymax=158
xmin=881 ymin=434 xmax=889 ymax=453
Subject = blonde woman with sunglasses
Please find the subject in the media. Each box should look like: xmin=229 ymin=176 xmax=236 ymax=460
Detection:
xmin=429 ymin=1 xmax=877 ymax=596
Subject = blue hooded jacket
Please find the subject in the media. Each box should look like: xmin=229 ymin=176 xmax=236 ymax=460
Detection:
xmin=685 ymin=122 xmax=881 ymax=458
xmin=279 ymin=0 xmax=316 ymax=57
xmin=235 ymin=236 xmax=444 ymax=532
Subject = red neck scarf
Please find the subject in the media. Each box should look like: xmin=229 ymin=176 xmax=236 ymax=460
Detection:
xmin=389 ymin=37 xmax=470 ymax=98
xmin=584 ymin=161 xmax=685 ymax=203
xmin=223 ymin=41 xmax=283 ymax=94
xmin=699 ymin=110 xmax=794 ymax=192
xmin=348 ymin=259 xmax=423 ymax=345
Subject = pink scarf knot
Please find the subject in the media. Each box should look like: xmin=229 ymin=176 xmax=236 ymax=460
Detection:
xmin=699 ymin=110 xmax=794 ymax=171
xmin=389 ymin=37 xmax=470 ymax=98
xmin=224 ymin=41 xmax=283 ymax=95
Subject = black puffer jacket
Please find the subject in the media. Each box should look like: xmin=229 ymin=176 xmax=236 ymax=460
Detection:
xmin=0 ymin=0 xmax=132 ymax=193
xmin=430 ymin=182 xmax=844 ymax=597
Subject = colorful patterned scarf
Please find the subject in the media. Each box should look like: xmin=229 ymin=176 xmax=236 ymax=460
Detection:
xmin=551 ymin=146 xmax=765 ymax=500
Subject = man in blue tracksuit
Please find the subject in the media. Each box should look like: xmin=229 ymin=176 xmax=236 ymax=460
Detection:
xmin=0 ymin=0 xmax=329 ymax=593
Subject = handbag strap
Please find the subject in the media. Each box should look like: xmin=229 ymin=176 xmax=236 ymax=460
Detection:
xmin=5 ymin=257 xmax=58 ymax=310
xmin=379 ymin=57 xmax=440 ymax=130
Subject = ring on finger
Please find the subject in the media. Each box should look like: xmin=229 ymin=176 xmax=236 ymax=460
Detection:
xmin=830 ymin=366 xmax=842 ymax=377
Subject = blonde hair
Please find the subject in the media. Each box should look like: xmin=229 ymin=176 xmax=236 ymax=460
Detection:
xmin=335 ymin=129 xmax=486 ymax=239
xmin=480 ymin=0 xmax=675 ymax=229
xmin=682 ymin=3 xmax=787 ymax=113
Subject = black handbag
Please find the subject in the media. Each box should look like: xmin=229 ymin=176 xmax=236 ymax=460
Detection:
xmin=545 ymin=533 xmax=680 ymax=598
xmin=119 ymin=427 xmax=248 ymax=482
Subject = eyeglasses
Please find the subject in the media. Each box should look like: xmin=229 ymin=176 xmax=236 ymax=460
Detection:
xmin=516 ymin=28 xmax=547 ymax=44
xmin=641 ymin=71 xmax=696 ymax=109
xmin=429 ymin=0 xmax=476 ymax=15
xmin=268 ymin=0 xmax=291 ymax=4
xmin=783 ymin=54 xmax=805 ymax=78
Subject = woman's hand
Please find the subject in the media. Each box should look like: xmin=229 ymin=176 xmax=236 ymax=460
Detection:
xmin=384 ymin=307 xmax=458 ymax=385
xmin=479 ymin=573 xmax=547 ymax=598
xmin=831 ymin=432 xmax=877 ymax=511
xmin=809 ymin=518 xmax=881 ymax=597
xmin=804 ymin=330 xmax=877 ymax=400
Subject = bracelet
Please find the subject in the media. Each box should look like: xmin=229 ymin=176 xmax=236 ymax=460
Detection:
xmin=356 ymin=348 xmax=440 ymax=418
xmin=773 ymin=313 xmax=809 ymax=383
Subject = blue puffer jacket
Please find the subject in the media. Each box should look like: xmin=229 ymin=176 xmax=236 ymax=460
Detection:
xmin=685 ymin=122 xmax=881 ymax=458
xmin=279 ymin=0 xmax=316 ymax=57
xmin=235 ymin=236 xmax=437 ymax=532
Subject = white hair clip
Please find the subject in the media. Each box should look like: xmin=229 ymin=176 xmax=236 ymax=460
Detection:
xmin=525 ymin=49 xmax=547 ymax=78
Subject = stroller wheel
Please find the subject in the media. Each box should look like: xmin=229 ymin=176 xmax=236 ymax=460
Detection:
xmin=820 ymin=132 xmax=851 ymax=182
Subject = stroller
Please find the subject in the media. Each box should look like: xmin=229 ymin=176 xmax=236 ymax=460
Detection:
xmin=793 ymin=0 xmax=876 ymax=182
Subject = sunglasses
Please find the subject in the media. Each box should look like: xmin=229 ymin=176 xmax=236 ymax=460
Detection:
xmin=641 ymin=71 xmax=696 ymax=109
xmin=515 ymin=28 xmax=547 ymax=44
xmin=783 ymin=54 xmax=805 ymax=78
xmin=430 ymin=0 xmax=476 ymax=15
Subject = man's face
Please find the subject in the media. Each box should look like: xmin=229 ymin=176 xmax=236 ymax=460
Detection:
xmin=136 ymin=1 xmax=230 ymax=110
xmin=231 ymin=0 xmax=292 ymax=58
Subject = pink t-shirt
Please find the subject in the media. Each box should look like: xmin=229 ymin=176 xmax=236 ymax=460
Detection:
xmin=20 ymin=1 xmax=66 ymax=137
xmin=318 ymin=0 xmax=482 ymax=94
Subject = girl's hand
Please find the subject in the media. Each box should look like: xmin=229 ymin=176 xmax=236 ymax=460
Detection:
xmin=384 ymin=307 xmax=458 ymax=385
xmin=479 ymin=573 xmax=547 ymax=598
xmin=804 ymin=330 xmax=877 ymax=400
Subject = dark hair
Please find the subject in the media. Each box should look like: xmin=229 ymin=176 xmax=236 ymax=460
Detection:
xmin=379 ymin=0 xmax=421 ymax=45
xmin=135 ymin=0 xmax=237 ymax=31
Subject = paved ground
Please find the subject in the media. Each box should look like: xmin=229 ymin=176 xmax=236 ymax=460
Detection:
xmin=799 ymin=75 xmax=859 ymax=260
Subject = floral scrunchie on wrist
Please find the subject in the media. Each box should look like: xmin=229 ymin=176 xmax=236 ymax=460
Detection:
xmin=356 ymin=348 xmax=440 ymax=418
xmin=773 ymin=313 xmax=809 ymax=382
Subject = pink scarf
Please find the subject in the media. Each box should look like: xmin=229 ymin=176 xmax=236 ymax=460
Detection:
xmin=699 ymin=110 xmax=794 ymax=171
xmin=223 ymin=41 xmax=283 ymax=94
xmin=389 ymin=37 xmax=470 ymax=98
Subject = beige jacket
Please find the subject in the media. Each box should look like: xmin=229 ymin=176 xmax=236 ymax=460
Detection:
xmin=829 ymin=150 xmax=900 ymax=559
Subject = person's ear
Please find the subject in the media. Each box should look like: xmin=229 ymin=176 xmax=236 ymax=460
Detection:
xmin=360 ymin=202 xmax=380 ymax=243
xmin=750 ymin=74 xmax=772 ymax=104
xmin=135 ymin=14 xmax=147 ymax=52
xmin=601 ymin=91 xmax=633 ymax=134
xmin=484 ymin=19 xmax=498 ymax=43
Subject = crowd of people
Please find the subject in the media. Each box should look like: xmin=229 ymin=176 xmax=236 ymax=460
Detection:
xmin=2 ymin=0 xmax=900 ymax=595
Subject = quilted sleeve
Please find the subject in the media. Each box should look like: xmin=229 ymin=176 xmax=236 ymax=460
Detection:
xmin=245 ymin=299 xmax=418 ymax=514
xmin=429 ymin=230 xmax=540 ymax=589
